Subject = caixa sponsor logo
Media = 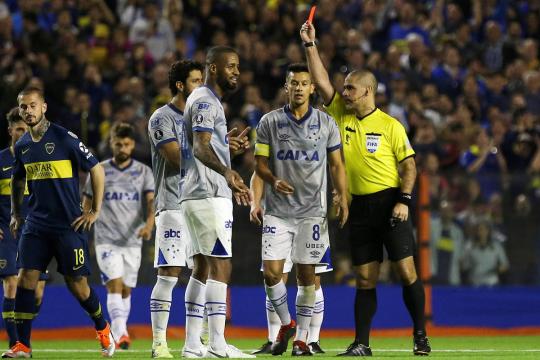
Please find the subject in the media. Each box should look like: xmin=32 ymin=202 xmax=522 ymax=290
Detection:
xmin=262 ymin=225 xmax=276 ymax=234
xmin=224 ymin=220 xmax=233 ymax=229
xmin=276 ymin=149 xmax=319 ymax=161
xmin=163 ymin=229 xmax=181 ymax=238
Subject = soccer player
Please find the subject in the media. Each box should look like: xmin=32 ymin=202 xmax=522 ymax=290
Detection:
xmin=301 ymin=22 xmax=431 ymax=356
xmin=0 ymin=108 xmax=47 ymax=353
xmin=181 ymin=46 xmax=254 ymax=358
xmin=253 ymin=63 xmax=348 ymax=356
xmin=82 ymin=122 xmax=154 ymax=350
xmin=147 ymin=59 xmax=205 ymax=359
xmin=7 ymin=87 xmax=114 ymax=358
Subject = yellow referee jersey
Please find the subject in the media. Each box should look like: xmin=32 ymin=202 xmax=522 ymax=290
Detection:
xmin=324 ymin=92 xmax=415 ymax=195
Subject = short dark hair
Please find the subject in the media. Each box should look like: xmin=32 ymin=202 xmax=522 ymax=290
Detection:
xmin=18 ymin=86 xmax=44 ymax=101
xmin=110 ymin=122 xmax=135 ymax=140
xmin=205 ymin=46 xmax=238 ymax=65
xmin=286 ymin=63 xmax=310 ymax=75
xmin=6 ymin=107 xmax=23 ymax=125
xmin=168 ymin=60 xmax=204 ymax=96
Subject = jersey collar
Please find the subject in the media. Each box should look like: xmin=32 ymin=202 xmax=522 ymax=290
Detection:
xmin=356 ymin=107 xmax=378 ymax=121
xmin=110 ymin=158 xmax=133 ymax=172
xmin=284 ymin=104 xmax=313 ymax=125
xmin=167 ymin=103 xmax=183 ymax=115
xmin=202 ymin=85 xmax=221 ymax=100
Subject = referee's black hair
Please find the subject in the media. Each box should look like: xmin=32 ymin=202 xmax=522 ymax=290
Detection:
xmin=6 ymin=107 xmax=23 ymax=125
xmin=110 ymin=122 xmax=135 ymax=140
xmin=168 ymin=60 xmax=204 ymax=96
xmin=205 ymin=46 xmax=238 ymax=65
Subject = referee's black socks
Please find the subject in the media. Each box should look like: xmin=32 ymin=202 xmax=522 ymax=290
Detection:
xmin=402 ymin=278 xmax=426 ymax=335
xmin=354 ymin=288 xmax=377 ymax=346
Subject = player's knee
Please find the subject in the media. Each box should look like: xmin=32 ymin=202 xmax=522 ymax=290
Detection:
xmin=263 ymin=271 xmax=282 ymax=286
xmin=355 ymin=273 xmax=377 ymax=289
xmin=65 ymin=276 xmax=90 ymax=299
xmin=17 ymin=270 xmax=40 ymax=290
xmin=158 ymin=266 xmax=182 ymax=277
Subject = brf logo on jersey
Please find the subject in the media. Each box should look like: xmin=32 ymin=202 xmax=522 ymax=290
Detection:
xmin=163 ymin=229 xmax=181 ymax=239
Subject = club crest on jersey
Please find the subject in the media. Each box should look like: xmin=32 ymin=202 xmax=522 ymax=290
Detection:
xmin=0 ymin=259 xmax=6 ymax=269
xmin=45 ymin=142 xmax=55 ymax=154
xmin=366 ymin=133 xmax=381 ymax=153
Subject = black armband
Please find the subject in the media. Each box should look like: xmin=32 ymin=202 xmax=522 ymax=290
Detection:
xmin=397 ymin=193 xmax=412 ymax=206
xmin=303 ymin=41 xmax=316 ymax=48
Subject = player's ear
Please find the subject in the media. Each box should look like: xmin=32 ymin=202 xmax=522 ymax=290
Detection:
xmin=42 ymin=101 xmax=47 ymax=114
xmin=309 ymin=83 xmax=315 ymax=95
xmin=209 ymin=63 xmax=217 ymax=75
xmin=176 ymin=80 xmax=184 ymax=93
xmin=284 ymin=82 xmax=289 ymax=94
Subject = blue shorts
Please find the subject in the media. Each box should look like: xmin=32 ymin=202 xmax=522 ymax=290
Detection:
xmin=18 ymin=221 xmax=91 ymax=277
xmin=0 ymin=222 xmax=18 ymax=278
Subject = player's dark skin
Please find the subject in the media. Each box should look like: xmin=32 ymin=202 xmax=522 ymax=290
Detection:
xmin=11 ymin=91 xmax=105 ymax=301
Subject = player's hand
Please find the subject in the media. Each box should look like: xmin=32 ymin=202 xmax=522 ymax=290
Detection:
xmin=300 ymin=22 xmax=316 ymax=43
xmin=273 ymin=179 xmax=294 ymax=195
xmin=250 ymin=204 xmax=263 ymax=225
xmin=71 ymin=210 xmax=99 ymax=232
xmin=225 ymin=168 xmax=249 ymax=193
xmin=138 ymin=225 xmax=153 ymax=241
xmin=234 ymin=189 xmax=252 ymax=207
xmin=335 ymin=194 xmax=349 ymax=228
xmin=9 ymin=216 xmax=24 ymax=239
xmin=392 ymin=203 xmax=409 ymax=223
xmin=228 ymin=127 xmax=251 ymax=157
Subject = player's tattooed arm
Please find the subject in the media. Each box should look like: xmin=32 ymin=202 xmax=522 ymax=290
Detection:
xmin=72 ymin=163 xmax=105 ymax=231
xmin=9 ymin=176 xmax=26 ymax=238
xmin=193 ymin=131 xmax=250 ymax=205
xmin=255 ymin=155 xmax=294 ymax=195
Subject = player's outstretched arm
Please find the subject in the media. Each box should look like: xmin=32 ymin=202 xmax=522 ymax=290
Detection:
xmin=193 ymin=131 xmax=250 ymax=205
xmin=72 ymin=163 xmax=105 ymax=231
xmin=300 ymin=22 xmax=335 ymax=104
xmin=328 ymin=150 xmax=349 ymax=228
xmin=249 ymin=172 xmax=264 ymax=225
xmin=255 ymin=155 xmax=294 ymax=195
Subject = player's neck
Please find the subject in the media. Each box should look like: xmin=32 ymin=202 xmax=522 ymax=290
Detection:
xmin=205 ymin=79 xmax=223 ymax=99
xmin=29 ymin=117 xmax=50 ymax=142
xmin=288 ymin=102 xmax=310 ymax=120
xmin=170 ymin=95 xmax=186 ymax=112
xmin=112 ymin=157 xmax=132 ymax=169
xmin=9 ymin=145 xmax=14 ymax=156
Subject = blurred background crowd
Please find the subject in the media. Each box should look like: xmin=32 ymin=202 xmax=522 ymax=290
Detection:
xmin=1 ymin=0 xmax=540 ymax=286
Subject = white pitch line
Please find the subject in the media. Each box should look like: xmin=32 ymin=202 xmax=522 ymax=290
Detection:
xmin=31 ymin=348 xmax=540 ymax=353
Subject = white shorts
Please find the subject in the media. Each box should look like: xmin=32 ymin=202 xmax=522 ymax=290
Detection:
xmin=154 ymin=209 xmax=193 ymax=268
xmin=95 ymin=244 xmax=141 ymax=288
xmin=260 ymin=253 xmax=333 ymax=274
xmin=181 ymin=197 xmax=233 ymax=258
xmin=262 ymin=215 xmax=330 ymax=266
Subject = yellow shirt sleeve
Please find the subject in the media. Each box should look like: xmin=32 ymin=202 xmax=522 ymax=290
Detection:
xmin=324 ymin=92 xmax=348 ymax=127
xmin=390 ymin=120 xmax=415 ymax=162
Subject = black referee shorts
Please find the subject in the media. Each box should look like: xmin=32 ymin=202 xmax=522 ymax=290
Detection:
xmin=348 ymin=188 xmax=416 ymax=265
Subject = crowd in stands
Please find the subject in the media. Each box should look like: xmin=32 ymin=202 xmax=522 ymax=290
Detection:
xmin=1 ymin=0 xmax=540 ymax=285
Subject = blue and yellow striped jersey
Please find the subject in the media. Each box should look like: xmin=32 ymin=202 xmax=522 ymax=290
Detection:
xmin=12 ymin=123 xmax=99 ymax=230
xmin=0 ymin=147 xmax=29 ymax=227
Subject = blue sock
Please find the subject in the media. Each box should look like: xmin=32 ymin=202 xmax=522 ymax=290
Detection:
xmin=78 ymin=288 xmax=107 ymax=331
xmin=2 ymin=297 xmax=17 ymax=347
xmin=14 ymin=287 xmax=36 ymax=348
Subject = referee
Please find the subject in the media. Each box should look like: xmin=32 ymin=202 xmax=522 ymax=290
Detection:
xmin=301 ymin=23 xmax=431 ymax=356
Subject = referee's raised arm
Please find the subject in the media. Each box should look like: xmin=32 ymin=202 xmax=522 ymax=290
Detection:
xmin=300 ymin=22 xmax=334 ymax=104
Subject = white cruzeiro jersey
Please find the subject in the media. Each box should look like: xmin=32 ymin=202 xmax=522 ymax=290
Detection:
xmin=148 ymin=103 xmax=193 ymax=212
xmin=180 ymin=85 xmax=232 ymax=201
xmin=255 ymin=105 xmax=342 ymax=218
xmin=84 ymin=159 xmax=154 ymax=247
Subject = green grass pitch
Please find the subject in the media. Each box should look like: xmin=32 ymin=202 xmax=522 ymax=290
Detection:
xmin=19 ymin=336 xmax=540 ymax=359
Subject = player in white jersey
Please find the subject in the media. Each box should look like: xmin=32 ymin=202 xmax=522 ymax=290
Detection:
xmin=250 ymin=172 xmax=332 ymax=355
xmin=253 ymin=63 xmax=349 ymax=356
xmin=83 ymin=122 xmax=155 ymax=349
xmin=146 ymin=59 xmax=205 ymax=359
xmin=181 ymin=46 xmax=254 ymax=359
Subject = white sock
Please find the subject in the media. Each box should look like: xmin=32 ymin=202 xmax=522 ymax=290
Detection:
xmin=150 ymin=275 xmax=177 ymax=344
xmin=120 ymin=295 xmax=131 ymax=337
xmin=265 ymin=280 xmax=291 ymax=325
xmin=185 ymin=276 xmax=206 ymax=349
xmin=205 ymin=279 xmax=227 ymax=351
xmin=307 ymin=287 xmax=324 ymax=343
xmin=107 ymin=293 xmax=124 ymax=341
xmin=266 ymin=296 xmax=281 ymax=342
xmin=295 ymin=285 xmax=316 ymax=342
